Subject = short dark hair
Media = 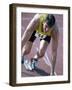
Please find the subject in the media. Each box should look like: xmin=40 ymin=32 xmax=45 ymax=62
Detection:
xmin=45 ymin=14 xmax=55 ymax=28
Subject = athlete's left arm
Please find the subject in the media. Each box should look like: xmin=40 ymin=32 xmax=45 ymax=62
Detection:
xmin=51 ymin=25 xmax=59 ymax=75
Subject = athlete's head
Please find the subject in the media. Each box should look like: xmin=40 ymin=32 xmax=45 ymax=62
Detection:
xmin=43 ymin=14 xmax=55 ymax=32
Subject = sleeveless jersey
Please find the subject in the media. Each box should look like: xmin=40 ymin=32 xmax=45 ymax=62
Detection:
xmin=36 ymin=14 xmax=52 ymax=36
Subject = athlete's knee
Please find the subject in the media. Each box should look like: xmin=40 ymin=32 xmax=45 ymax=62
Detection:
xmin=37 ymin=49 xmax=45 ymax=58
xmin=22 ymin=47 xmax=31 ymax=56
xmin=25 ymin=48 xmax=31 ymax=55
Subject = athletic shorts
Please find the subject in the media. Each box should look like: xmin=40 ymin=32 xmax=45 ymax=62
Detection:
xmin=29 ymin=31 xmax=51 ymax=43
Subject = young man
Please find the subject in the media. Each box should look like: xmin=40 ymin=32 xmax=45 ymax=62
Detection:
xmin=21 ymin=13 xmax=59 ymax=75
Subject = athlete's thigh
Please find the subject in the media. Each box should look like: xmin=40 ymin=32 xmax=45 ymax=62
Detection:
xmin=22 ymin=41 xmax=33 ymax=55
xmin=39 ymin=40 xmax=49 ymax=54
xmin=25 ymin=41 xmax=33 ymax=49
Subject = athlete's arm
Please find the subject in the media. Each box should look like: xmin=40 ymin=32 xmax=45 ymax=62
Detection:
xmin=22 ymin=14 xmax=40 ymax=48
xmin=51 ymin=25 xmax=59 ymax=75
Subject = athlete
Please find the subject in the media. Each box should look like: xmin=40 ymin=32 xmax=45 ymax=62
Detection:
xmin=21 ymin=13 xmax=59 ymax=75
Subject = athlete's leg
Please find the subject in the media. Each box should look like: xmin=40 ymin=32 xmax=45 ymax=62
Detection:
xmin=35 ymin=40 xmax=49 ymax=59
xmin=33 ymin=35 xmax=51 ymax=59
xmin=31 ymin=40 xmax=49 ymax=69
xmin=22 ymin=31 xmax=36 ymax=70
xmin=22 ymin=41 xmax=33 ymax=56
xmin=21 ymin=41 xmax=33 ymax=64
xmin=21 ymin=41 xmax=35 ymax=70
xmin=31 ymin=35 xmax=51 ymax=70
xmin=22 ymin=31 xmax=36 ymax=58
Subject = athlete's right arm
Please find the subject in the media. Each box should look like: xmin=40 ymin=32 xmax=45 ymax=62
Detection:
xmin=22 ymin=14 xmax=40 ymax=48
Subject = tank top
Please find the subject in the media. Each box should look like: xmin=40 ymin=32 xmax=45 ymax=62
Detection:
xmin=36 ymin=14 xmax=52 ymax=36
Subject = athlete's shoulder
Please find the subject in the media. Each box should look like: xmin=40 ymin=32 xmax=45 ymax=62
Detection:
xmin=30 ymin=14 xmax=40 ymax=25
